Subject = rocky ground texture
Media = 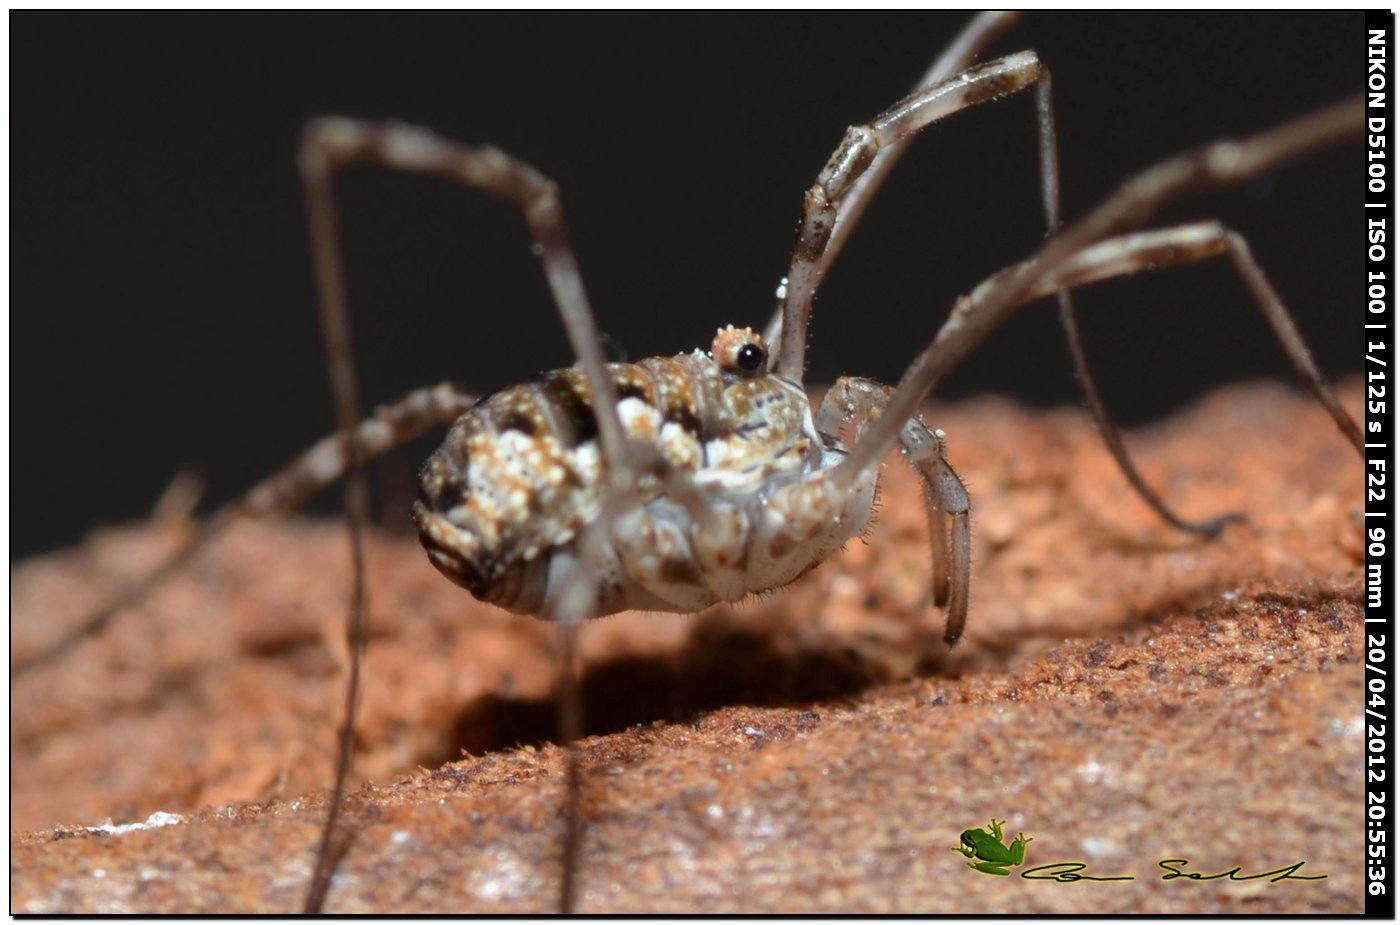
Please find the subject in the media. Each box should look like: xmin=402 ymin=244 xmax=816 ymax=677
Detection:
xmin=11 ymin=381 xmax=1364 ymax=913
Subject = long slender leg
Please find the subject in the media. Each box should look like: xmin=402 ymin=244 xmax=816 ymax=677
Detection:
xmin=553 ymin=618 xmax=584 ymax=915
xmin=300 ymin=119 xmax=630 ymax=475
xmin=835 ymin=222 xmax=1364 ymax=493
xmin=1022 ymin=221 xmax=1364 ymax=451
xmin=761 ymin=11 xmax=1021 ymax=352
xmin=774 ymin=50 xmax=1049 ymax=381
xmin=534 ymin=435 xmax=738 ymax=910
xmin=299 ymin=120 xmax=630 ymax=913
xmin=300 ymin=130 xmax=374 ymax=918
xmin=821 ymin=11 xmax=1021 ymax=276
xmin=1029 ymin=73 xmax=1238 ymax=538
xmin=767 ymin=28 xmax=1236 ymax=537
xmin=11 ymin=382 xmax=479 ymax=676
xmin=292 ymin=381 xmax=474 ymax=915
xmin=838 ymin=96 xmax=1364 ymax=482
xmin=816 ymin=377 xmax=971 ymax=645
xmin=820 ymin=207 xmax=1368 ymax=638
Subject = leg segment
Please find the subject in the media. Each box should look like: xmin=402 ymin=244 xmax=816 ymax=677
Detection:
xmin=300 ymin=118 xmax=631 ymax=483
xmin=761 ymin=11 xmax=1021 ymax=351
xmin=816 ymin=377 xmax=971 ymax=645
xmin=12 ymin=382 xmax=479 ymax=676
xmin=820 ymin=11 xmax=1021 ymax=275
xmin=839 ymin=97 xmax=1364 ymax=481
xmin=768 ymin=25 xmax=1237 ymax=538
xmin=245 ymin=382 xmax=480 ymax=515
xmin=1030 ymin=70 xmax=1239 ymax=538
xmin=838 ymin=218 xmax=1363 ymax=511
xmin=774 ymin=50 xmax=1049 ymax=380
xmin=1010 ymin=219 xmax=1364 ymax=455
xmin=817 ymin=212 xmax=1369 ymax=641
xmin=299 ymin=121 xmax=633 ymax=912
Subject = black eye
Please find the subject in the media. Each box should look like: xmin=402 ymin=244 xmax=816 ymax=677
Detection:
xmin=736 ymin=342 xmax=765 ymax=372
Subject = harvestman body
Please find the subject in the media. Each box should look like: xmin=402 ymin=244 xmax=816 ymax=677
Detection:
xmin=16 ymin=12 xmax=1365 ymax=913
xmin=413 ymin=325 xmax=959 ymax=624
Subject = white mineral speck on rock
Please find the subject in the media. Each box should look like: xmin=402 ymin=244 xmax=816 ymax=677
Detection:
xmin=86 ymin=811 xmax=185 ymax=836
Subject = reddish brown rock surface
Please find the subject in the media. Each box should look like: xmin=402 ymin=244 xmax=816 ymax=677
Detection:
xmin=12 ymin=381 xmax=1364 ymax=913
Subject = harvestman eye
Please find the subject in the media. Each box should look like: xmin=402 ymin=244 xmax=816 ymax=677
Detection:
xmin=736 ymin=342 xmax=766 ymax=373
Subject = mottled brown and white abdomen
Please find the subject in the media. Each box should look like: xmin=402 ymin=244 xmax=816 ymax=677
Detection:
xmin=413 ymin=328 xmax=882 ymax=619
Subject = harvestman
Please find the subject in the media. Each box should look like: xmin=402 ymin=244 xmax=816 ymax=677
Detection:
xmin=15 ymin=12 xmax=1364 ymax=913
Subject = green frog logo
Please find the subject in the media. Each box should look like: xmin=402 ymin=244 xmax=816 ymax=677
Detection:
xmin=953 ymin=818 xmax=1032 ymax=876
